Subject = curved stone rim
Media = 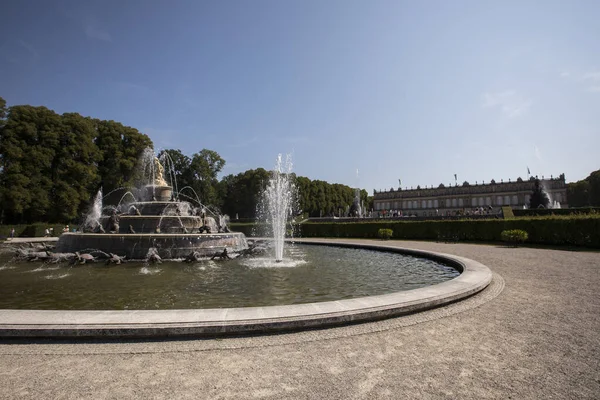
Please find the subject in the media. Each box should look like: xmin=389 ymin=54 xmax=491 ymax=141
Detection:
xmin=0 ymin=239 xmax=492 ymax=339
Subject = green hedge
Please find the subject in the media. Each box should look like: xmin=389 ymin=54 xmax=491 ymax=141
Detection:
xmin=0 ymin=223 xmax=77 ymax=239
xmin=297 ymin=216 xmax=600 ymax=248
xmin=229 ymin=223 xmax=257 ymax=237
xmin=512 ymin=207 xmax=600 ymax=217
xmin=229 ymin=222 xmax=301 ymax=238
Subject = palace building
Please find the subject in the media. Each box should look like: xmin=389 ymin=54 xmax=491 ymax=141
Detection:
xmin=373 ymin=175 xmax=568 ymax=216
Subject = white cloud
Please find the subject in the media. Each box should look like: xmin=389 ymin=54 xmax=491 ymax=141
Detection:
xmin=2 ymin=39 xmax=39 ymax=65
xmin=560 ymin=71 xmax=570 ymax=78
xmin=582 ymin=71 xmax=600 ymax=93
xmin=534 ymin=145 xmax=542 ymax=162
xmin=482 ymin=90 xmax=532 ymax=118
xmin=582 ymin=71 xmax=600 ymax=81
xmin=18 ymin=40 xmax=39 ymax=60
xmin=85 ymin=25 xmax=111 ymax=42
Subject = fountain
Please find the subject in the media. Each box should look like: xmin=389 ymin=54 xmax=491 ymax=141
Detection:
xmin=351 ymin=169 xmax=364 ymax=218
xmin=56 ymin=149 xmax=248 ymax=259
xmin=0 ymin=151 xmax=493 ymax=338
xmin=261 ymin=154 xmax=296 ymax=262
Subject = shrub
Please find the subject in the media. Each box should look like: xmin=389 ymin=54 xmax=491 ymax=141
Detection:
xmin=501 ymin=229 xmax=529 ymax=246
xmin=378 ymin=228 xmax=393 ymax=240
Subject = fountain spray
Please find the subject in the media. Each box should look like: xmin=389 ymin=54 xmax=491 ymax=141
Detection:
xmin=264 ymin=154 xmax=295 ymax=262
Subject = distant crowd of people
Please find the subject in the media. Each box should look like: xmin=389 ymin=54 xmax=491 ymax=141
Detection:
xmin=376 ymin=205 xmax=499 ymax=218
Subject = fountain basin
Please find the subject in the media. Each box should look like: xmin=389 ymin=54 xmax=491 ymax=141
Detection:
xmin=0 ymin=240 xmax=492 ymax=338
xmin=56 ymin=232 xmax=248 ymax=259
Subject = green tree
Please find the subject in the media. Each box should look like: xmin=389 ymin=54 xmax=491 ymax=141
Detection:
xmin=0 ymin=96 xmax=8 ymax=223
xmin=189 ymin=149 xmax=225 ymax=207
xmin=220 ymin=168 xmax=270 ymax=218
xmin=567 ymin=169 xmax=600 ymax=207
xmin=0 ymin=96 xmax=6 ymax=120
xmin=48 ymin=113 xmax=101 ymax=222
xmin=94 ymin=120 xmax=152 ymax=194
xmin=0 ymin=105 xmax=61 ymax=223
xmin=158 ymin=149 xmax=192 ymax=195
xmin=567 ymin=180 xmax=591 ymax=207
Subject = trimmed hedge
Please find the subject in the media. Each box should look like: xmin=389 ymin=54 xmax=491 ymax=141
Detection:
xmin=296 ymin=216 xmax=600 ymax=248
xmin=0 ymin=223 xmax=76 ymax=239
xmin=229 ymin=223 xmax=257 ymax=237
xmin=229 ymin=222 xmax=301 ymax=238
xmin=513 ymin=207 xmax=600 ymax=217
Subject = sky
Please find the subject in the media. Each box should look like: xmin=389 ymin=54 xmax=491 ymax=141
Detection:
xmin=1 ymin=0 xmax=599 ymax=193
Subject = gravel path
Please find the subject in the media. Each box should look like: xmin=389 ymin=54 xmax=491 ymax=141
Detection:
xmin=0 ymin=240 xmax=598 ymax=399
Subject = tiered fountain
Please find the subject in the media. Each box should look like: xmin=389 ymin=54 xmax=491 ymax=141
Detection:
xmin=56 ymin=150 xmax=248 ymax=259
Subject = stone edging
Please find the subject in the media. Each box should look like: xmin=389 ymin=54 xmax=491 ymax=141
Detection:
xmin=0 ymin=239 xmax=492 ymax=339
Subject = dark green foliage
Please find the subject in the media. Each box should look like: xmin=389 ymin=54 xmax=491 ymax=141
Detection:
xmin=0 ymin=223 xmax=78 ymax=238
xmin=158 ymin=149 xmax=192 ymax=191
xmin=0 ymin=99 xmax=152 ymax=224
xmin=224 ymin=173 xmax=362 ymax=220
xmin=298 ymin=216 xmax=600 ymax=248
xmin=228 ymin=223 xmax=263 ymax=237
xmin=513 ymin=207 xmax=600 ymax=217
xmin=158 ymin=148 xmax=225 ymax=208
xmin=220 ymin=168 xmax=270 ymax=218
xmin=94 ymin=119 xmax=152 ymax=193
xmin=0 ymin=105 xmax=61 ymax=222
xmin=49 ymin=113 xmax=102 ymax=222
xmin=501 ymin=229 xmax=528 ymax=246
xmin=189 ymin=149 xmax=225 ymax=207
xmin=529 ymin=178 xmax=550 ymax=209
xmin=0 ymin=97 xmax=7 ymax=121
xmin=568 ymin=170 xmax=600 ymax=207
xmin=295 ymin=177 xmax=357 ymax=218
xmin=378 ymin=228 xmax=393 ymax=240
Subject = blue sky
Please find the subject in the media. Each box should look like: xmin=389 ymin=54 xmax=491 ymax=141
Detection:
xmin=1 ymin=0 xmax=599 ymax=192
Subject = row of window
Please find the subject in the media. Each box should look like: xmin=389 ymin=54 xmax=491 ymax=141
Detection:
xmin=374 ymin=193 xmax=563 ymax=210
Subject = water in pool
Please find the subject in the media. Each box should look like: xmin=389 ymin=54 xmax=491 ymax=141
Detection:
xmin=0 ymin=244 xmax=459 ymax=310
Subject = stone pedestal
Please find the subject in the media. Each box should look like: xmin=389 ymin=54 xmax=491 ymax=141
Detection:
xmin=143 ymin=185 xmax=172 ymax=201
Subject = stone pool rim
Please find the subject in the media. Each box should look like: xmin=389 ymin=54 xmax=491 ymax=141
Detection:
xmin=0 ymin=239 xmax=492 ymax=338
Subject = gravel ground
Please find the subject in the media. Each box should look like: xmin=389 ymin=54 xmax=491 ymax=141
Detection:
xmin=0 ymin=239 xmax=598 ymax=399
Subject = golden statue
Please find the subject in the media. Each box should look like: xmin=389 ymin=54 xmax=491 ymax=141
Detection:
xmin=153 ymin=157 xmax=168 ymax=186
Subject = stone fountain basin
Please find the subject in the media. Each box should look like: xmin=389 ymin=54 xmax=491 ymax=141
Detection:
xmin=0 ymin=240 xmax=492 ymax=338
xmin=55 ymin=232 xmax=248 ymax=259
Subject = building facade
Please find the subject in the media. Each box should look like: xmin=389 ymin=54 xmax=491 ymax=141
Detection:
xmin=373 ymin=175 xmax=568 ymax=217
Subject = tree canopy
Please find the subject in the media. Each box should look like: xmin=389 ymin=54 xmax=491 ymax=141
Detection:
xmin=0 ymin=97 xmax=372 ymax=224
xmin=0 ymin=99 xmax=151 ymax=224
xmin=567 ymin=170 xmax=600 ymax=207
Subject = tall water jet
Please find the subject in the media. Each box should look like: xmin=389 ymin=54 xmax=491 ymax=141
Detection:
xmin=83 ymin=189 xmax=103 ymax=231
xmin=264 ymin=154 xmax=295 ymax=262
